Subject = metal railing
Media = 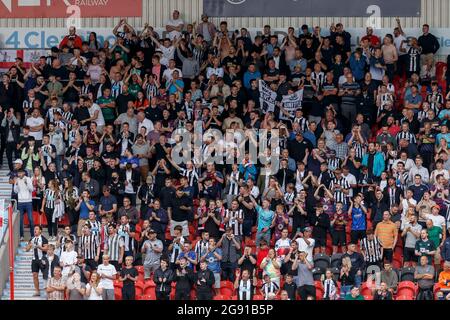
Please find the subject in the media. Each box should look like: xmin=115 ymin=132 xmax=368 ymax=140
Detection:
xmin=0 ymin=199 xmax=17 ymax=248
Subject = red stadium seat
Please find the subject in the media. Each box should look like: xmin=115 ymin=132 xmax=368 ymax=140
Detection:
xmin=253 ymin=295 xmax=264 ymax=300
xmin=142 ymin=293 xmax=156 ymax=300
xmin=363 ymin=295 xmax=373 ymax=300
xmin=144 ymin=280 xmax=156 ymax=296
xmin=396 ymin=295 xmax=413 ymax=300
xmin=190 ymin=289 xmax=197 ymax=300
xmin=114 ymin=287 xmax=122 ymax=300
xmin=113 ymin=279 xmax=123 ymax=289
xmin=220 ymin=281 xmax=235 ymax=297
xmin=135 ymin=295 xmax=143 ymax=300
xmin=135 ymin=281 xmax=145 ymax=296
xmin=213 ymin=295 xmax=231 ymax=300
xmin=397 ymin=281 xmax=416 ymax=299
xmin=360 ymin=282 xmax=374 ymax=297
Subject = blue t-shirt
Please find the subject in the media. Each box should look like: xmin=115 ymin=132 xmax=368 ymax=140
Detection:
xmin=436 ymin=132 xmax=450 ymax=148
xmin=205 ymin=248 xmax=222 ymax=273
xmin=79 ymin=200 xmax=96 ymax=220
xmin=177 ymin=250 xmax=197 ymax=270
xmin=351 ymin=207 xmax=366 ymax=231
xmin=256 ymin=205 xmax=275 ymax=232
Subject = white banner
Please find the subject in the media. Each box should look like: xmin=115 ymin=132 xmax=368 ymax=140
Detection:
xmin=280 ymin=89 xmax=303 ymax=120
xmin=259 ymin=80 xmax=277 ymax=114
xmin=1 ymin=27 xmax=450 ymax=54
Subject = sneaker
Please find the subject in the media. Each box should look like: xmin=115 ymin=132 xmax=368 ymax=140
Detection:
xmin=20 ymin=237 xmax=24 ymax=242
xmin=32 ymin=292 xmax=40 ymax=297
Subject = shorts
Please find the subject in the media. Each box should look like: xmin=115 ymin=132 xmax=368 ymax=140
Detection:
xmin=31 ymin=259 xmax=48 ymax=279
xmin=435 ymin=247 xmax=442 ymax=265
xmin=144 ymin=263 xmax=160 ymax=279
xmin=350 ymin=230 xmax=366 ymax=244
xmin=170 ymin=220 xmax=189 ymax=237
xmin=332 ymin=230 xmax=347 ymax=246
xmin=403 ymin=247 xmax=416 ymax=262
xmin=314 ymin=236 xmax=327 ymax=248
xmin=213 ymin=273 xmax=221 ymax=289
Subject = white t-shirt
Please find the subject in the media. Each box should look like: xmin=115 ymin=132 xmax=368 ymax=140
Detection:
xmin=86 ymin=283 xmax=103 ymax=300
xmin=88 ymin=103 xmax=105 ymax=127
xmin=206 ymin=67 xmax=224 ymax=79
xmin=97 ymin=263 xmax=117 ymax=289
xmin=394 ymin=34 xmax=408 ymax=56
xmin=60 ymin=250 xmax=78 ymax=277
xmin=138 ymin=118 xmax=154 ymax=133
xmin=166 ymin=18 xmax=184 ymax=40
xmin=296 ymin=237 xmax=315 ymax=264
xmin=159 ymin=45 xmax=175 ymax=62
xmin=26 ymin=116 xmax=44 ymax=140
xmin=343 ymin=173 xmax=357 ymax=197
xmin=162 ymin=67 xmax=183 ymax=83
xmin=425 ymin=213 xmax=446 ymax=231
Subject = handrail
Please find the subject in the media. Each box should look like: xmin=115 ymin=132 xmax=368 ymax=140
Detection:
xmin=0 ymin=199 xmax=16 ymax=248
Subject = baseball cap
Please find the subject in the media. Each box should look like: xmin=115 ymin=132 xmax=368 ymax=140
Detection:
xmin=432 ymin=205 xmax=440 ymax=210
xmin=149 ymin=229 xmax=156 ymax=234
xmin=14 ymin=159 xmax=23 ymax=165
xmin=303 ymin=227 xmax=312 ymax=232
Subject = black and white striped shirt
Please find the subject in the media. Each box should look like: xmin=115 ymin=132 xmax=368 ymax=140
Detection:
xmin=284 ymin=191 xmax=296 ymax=206
xmin=224 ymin=209 xmax=243 ymax=236
xmin=194 ymin=240 xmax=209 ymax=263
xmin=396 ymin=131 xmax=416 ymax=145
xmin=311 ymin=71 xmax=325 ymax=89
xmin=62 ymin=111 xmax=73 ymax=124
xmin=88 ymin=220 xmax=101 ymax=238
xmin=169 ymin=237 xmax=185 ymax=264
xmin=44 ymin=189 xmax=57 ymax=209
xmin=227 ymin=171 xmax=241 ymax=196
xmin=351 ymin=141 xmax=367 ymax=160
xmin=261 ymin=281 xmax=279 ymax=300
xmin=79 ymin=234 xmax=99 ymax=260
xmin=330 ymin=177 xmax=350 ymax=204
xmin=145 ymin=83 xmax=158 ymax=100
xmin=238 ymin=279 xmax=254 ymax=300
xmin=426 ymin=92 xmax=444 ymax=114
xmin=327 ymin=158 xmax=341 ymax=171
xmin=22 ymin=98 xmax=35 ymax=112
xmin=59 ymin=234 xmax=77 ymax=253
xmin=293 ymin=117 xmax=309 ymax=133
xmin=118 ymin=223 xmax=135 ymax=252
xmin=32 ymin=235 xmax=48 ymax=260
xmin=105 ymin=233 xmax=125 ymax=261
xmin=179 ymin=168 xmax=199 ymax=188
xmin=111 ymin=80 xmax=124 ymax=99
xmin=360 ymin=236 xmax=383 ymax=263
xmin=407 ymin=47 xmax=421 ymax=72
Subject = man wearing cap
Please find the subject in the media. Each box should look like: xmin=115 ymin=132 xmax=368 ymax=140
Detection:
xmin=168 ymin=187 xmax=193 ymax=237
xmin=14 ymin=168 xmax=34 ymax=240
xmin=288 ymin=131 xmax=312 ymax=164
xmin=196 ymin=14 xmax=216 ymax=43
xmin=295 ymin=227 xmax=315 ymax=265
xmin=142 ymin=229 xmax=164 ymax=279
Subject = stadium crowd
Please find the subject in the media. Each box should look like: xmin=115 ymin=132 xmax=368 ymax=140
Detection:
xmin=2 ymin=10 xmax=450 ymax=301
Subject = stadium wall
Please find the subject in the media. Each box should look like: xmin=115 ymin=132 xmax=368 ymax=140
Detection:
xmin=0 ymin=0 xmax=448 ymax=29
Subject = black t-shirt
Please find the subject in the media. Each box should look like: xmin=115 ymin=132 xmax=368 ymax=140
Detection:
xmin=76 ymin=263 xmax=92 ymax=284
xmin=239 ymin=254 xmax=256 ymax=275
xmin=170 ymin=195 xmax=193 ymax=222
xmin=283 ymin=281 xmax=297 ymax=300
xmin=115 ymin=93 xmax=135 ymax=115
xmin=120 ymin=266 xmax=138 ymax=287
